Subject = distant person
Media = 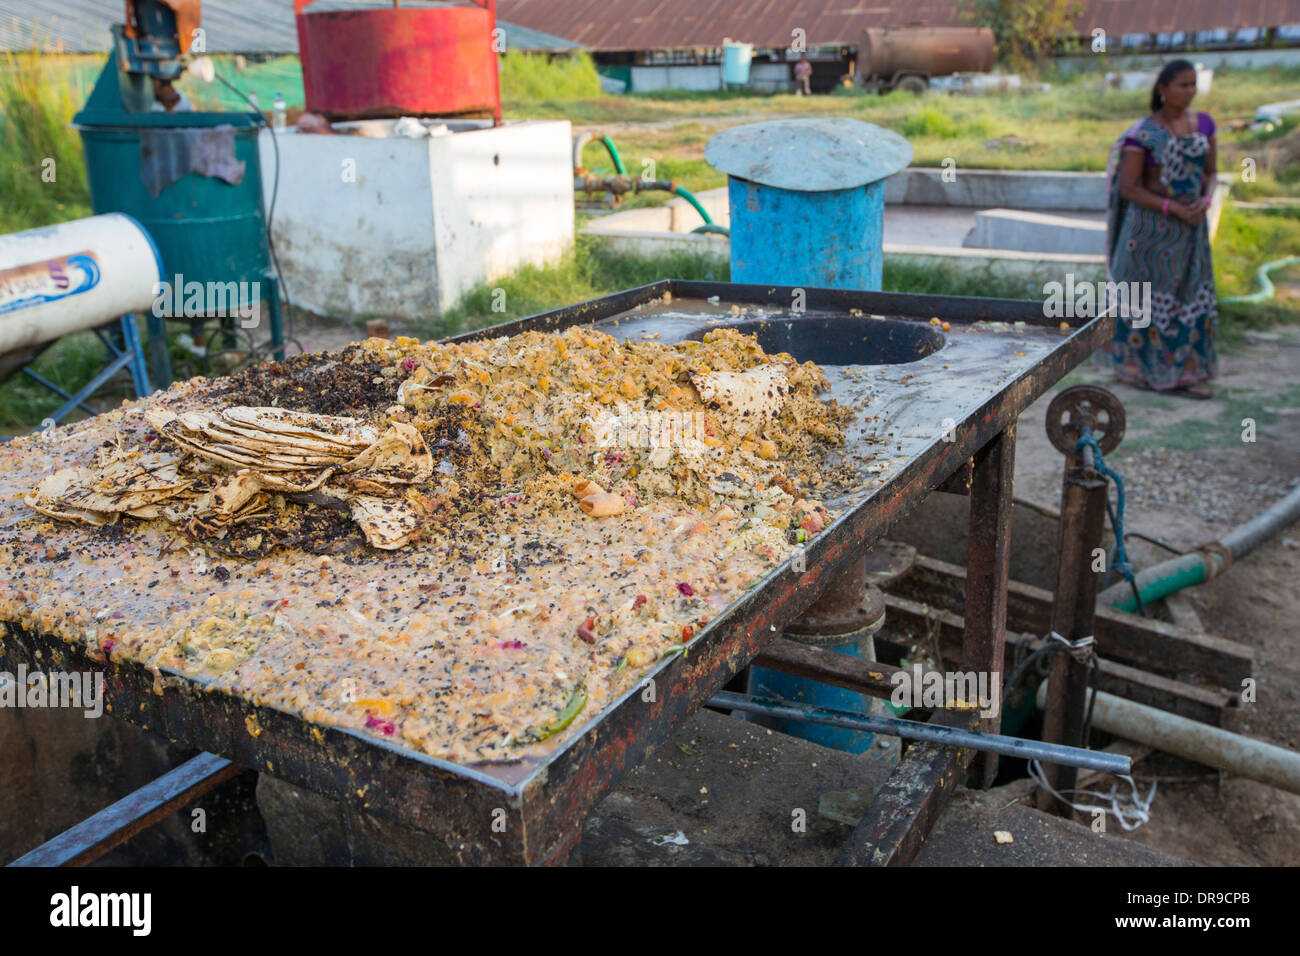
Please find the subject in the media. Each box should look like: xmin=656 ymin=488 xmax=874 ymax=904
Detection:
xmin=1106 ymin=59 xmax=1218 ymax=398
xmin=794 ymin=56 xmax=812 ymax=95
xmin=150 ymin=77 xmax=193 ymax=112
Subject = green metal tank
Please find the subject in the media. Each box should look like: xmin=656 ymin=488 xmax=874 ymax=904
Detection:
xmin=73 ymin=49 xmax=283 ymax=384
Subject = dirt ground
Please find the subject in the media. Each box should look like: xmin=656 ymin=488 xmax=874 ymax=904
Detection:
xmin=286 ymin=312 xmax=1300 ymax=866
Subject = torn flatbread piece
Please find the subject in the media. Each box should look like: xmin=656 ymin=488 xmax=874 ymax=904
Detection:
xmin=347 ymin=492 xmax=429 ymax=550
xmin=689 ymin=364 xmax=790 ymax=437
xmin=25 ymin=468 xmax=116 ymax=526
xmin=340 ymin=422 xmax=434 ymax=483
xmin=220 ymin=407 xmax=378 ymax=449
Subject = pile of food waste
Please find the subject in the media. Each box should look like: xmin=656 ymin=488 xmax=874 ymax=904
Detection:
xmin=2 ymin=325 xmax=858 ymax=763
xmin=24 ymin=327 xmax=851 ymax=557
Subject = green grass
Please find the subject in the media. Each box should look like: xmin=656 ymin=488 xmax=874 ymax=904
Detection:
xmin=518 ymin=63 xmax=1300 ymax=173
xmin=0 ymin=330 xmax=135 ymax=432
xmin=882 ymin=261 xmax=1043 ymax=300
xmin=0 ymin=52 xmax=91 ymax=233
xmin=500 ymin=51 xmax=602 ymax=104
xmin=1111 ymin=384 xmax=1300 ymax=455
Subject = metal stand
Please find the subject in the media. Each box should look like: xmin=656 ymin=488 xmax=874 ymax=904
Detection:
xmin=145 ymin=275 xmax=284 ymax=388
xmin=828 ymin=424 xmax=1017 ymax=865
xmin=17 ymin=314 xmax=152 ymax=427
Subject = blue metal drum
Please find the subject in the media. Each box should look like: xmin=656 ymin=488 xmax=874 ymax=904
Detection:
xmin=747 ymin=626 xmax=885 ymax=753
xmin=726 ymin=177 xmax=888 ymax=289
xmin=706 ymin=118 xmax=912 ymax=291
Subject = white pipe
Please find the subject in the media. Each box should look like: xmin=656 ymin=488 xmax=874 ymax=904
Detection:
xmin=1036 ymin=682 xmax=1300 ymax=795
xmin=0 ymin=213 xmax=163 ymax=355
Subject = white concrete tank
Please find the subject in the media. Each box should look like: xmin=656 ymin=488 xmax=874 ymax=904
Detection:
xmin=0 ymin=213 xmax=163 ymax=356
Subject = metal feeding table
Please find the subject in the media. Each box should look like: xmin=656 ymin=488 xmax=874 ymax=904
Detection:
xmin=1 ymin=279 xmax=1112 ymax=865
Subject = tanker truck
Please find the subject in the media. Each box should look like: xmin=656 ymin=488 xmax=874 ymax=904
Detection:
xmin=854 ymin=25 xmax=996 ymax=93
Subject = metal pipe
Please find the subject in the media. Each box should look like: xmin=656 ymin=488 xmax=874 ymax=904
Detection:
xmin=710 ymin=691 xmax=1132 ymax=773
xmin=572 ymin=132 xmax=626 ymax=175
xmin=1223 ymin=482 xmax=1300 ymax=558
xmin=572 ymin=131 xmax=594 ymax=170
xmin=1102 ymin=484 xmax=1300 ymax=611
xmin=1036 ymin=683 xmax=1300 ymax=794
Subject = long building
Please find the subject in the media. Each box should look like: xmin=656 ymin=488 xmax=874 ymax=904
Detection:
xmin=497 ymin=0 xmax=1300 ymax=92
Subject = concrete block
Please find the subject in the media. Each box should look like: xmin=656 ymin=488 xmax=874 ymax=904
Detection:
xmin=885 ymin=168 xmax=1108 ymax=211
xmin=259 ymin=119 xmax=574 ymax=321
xmin=964 ymin=207 xmax=1107 ymax=255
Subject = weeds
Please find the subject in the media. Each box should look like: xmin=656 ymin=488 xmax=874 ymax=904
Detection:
xmin=0 ymin=52 xmax=90 ymax=232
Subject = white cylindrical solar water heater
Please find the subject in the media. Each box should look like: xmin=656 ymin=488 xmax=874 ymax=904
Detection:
xmin=0 ymin=213 xmax=164 ymax=356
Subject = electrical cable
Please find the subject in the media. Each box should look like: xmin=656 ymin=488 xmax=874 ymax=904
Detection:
xmin=211 ymin=70 xmax=302 ymax=355
xmin=1123 ymin=530 xmax=1185 ymax=556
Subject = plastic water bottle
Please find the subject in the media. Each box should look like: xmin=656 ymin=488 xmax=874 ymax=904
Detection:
xmin=273 ymin=92 xmax=287 ymax=130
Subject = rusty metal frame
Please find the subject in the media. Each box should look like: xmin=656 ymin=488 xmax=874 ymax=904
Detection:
xmin=0 ymin=280 xmax=1111 ymax=865
xmin=8 ymin=753 xmax=242 ymax=867
xmin=826 ymin=423 xmax=1017 ymax=865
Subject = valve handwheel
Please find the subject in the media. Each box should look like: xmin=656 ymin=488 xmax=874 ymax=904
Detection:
xmin=1046 ymin=385 xmax=1125 ymax=456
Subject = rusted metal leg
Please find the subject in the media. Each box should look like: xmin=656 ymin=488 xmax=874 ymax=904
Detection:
xmin=1037 ymin=386 xmax=1125 ymax=815
xmin=1036 ymin=472 xmax=1107 ymax=814
xmin=962 ymin=425 xmax=1016 ymax=787
xmin=832 ymin=709 xmax=974 ymax=867
xmin=833 ymin=430 xmax=1013 ymax=865
xmin=7 ymin=752 xmax=243 ymax=867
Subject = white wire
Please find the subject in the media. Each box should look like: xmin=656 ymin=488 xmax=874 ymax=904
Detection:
xmin=1047 ymin=630 xmax=1095 ymax=663
xmin=1027 ymin=759 xmax=1158 ymax=831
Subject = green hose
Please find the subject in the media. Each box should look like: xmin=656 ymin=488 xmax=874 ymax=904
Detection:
xmin=1222 ymin=256 xmax=1300 ymax=304
xmin=673 ymin=185 xmax=713 ymax=226
xmin=1106 ymin=485 xmax=1300 ymax=613
xmin=601 ymin=135 xmax=627 ymax=176
xmin=1110 ymin=553 xmax=1214 ymax=614
xmin=585 ymin=133 xmax=715 ymax=228
xmin=691 ymin=223 xmax=730 ymax=236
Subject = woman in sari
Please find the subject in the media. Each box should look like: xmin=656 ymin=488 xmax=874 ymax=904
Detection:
xmin=1106 ymin=59 xmax=1219 ymax=398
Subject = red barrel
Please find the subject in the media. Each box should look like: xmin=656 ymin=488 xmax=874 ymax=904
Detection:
xmin=295 ymin=0 xmax=501 ymax=120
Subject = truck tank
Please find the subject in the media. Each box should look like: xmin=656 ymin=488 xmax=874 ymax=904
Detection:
xmin=859 ymin=26 xmax=996 ymax=80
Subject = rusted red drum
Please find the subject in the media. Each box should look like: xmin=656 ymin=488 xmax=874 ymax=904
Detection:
xmin=295 ymin=0 xmax=501 ymax=120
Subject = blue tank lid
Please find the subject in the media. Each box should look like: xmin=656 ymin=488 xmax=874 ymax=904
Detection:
xmin=706 ymin=118 xmax=912 ymax=192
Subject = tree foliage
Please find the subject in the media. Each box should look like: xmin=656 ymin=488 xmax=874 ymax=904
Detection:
xmin=960 ymin=0 xmax=1084 ymax=71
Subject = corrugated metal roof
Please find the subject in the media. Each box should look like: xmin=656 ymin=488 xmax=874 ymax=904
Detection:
xmin=0 ymin=1 xmax=578 ymax=53
xmin=494 ymin=0 xmax=1300 ymax=51
xmin=498 ymin=20 xmax=580 ymax=52
xmin=0 ymin=0 xmax=299 ymax=53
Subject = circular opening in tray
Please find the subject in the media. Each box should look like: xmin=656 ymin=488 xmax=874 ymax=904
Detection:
xmin=685 ymin=315 xmax=945 ymax=366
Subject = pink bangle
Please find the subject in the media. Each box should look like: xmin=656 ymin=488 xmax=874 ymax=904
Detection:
xmin=1162 ymin=198 xmax=1171 ymax=216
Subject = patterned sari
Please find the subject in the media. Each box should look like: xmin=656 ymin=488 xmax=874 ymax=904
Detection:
xmin=1105 ymin=116 xmax=1218 ymax=390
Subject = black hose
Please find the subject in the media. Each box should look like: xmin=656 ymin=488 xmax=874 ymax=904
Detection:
xmin=211 ymin=71 xmax=302 ymax=353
